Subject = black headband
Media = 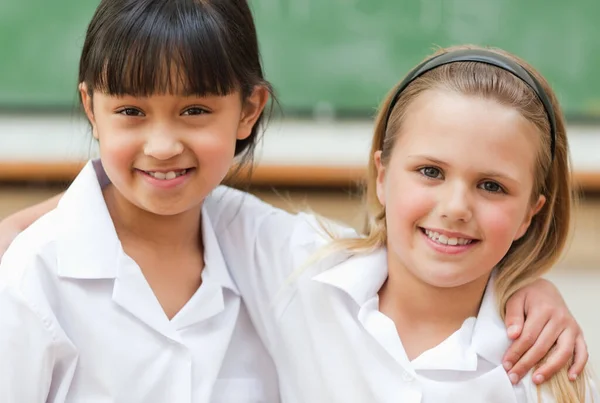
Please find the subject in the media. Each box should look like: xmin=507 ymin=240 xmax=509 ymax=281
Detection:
xmin=383 ymin=49 xmax=556 ymax=160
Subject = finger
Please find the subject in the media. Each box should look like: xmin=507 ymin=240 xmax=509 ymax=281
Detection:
xmin=507 ymin=321 xmax=561 ymax=384
xmin=504 ymin=291 xmax=526 ymax=340
xmin=502 ymin=310 xmax=549 ymax=372
xmin=530 ymin=329 xmax=576 ymax=384
xmin=567 ymin=335 xmax=589 ymax=380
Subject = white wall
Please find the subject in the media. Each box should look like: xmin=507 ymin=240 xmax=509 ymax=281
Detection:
xmin=1 ymin=115 xmax=600 ymax=172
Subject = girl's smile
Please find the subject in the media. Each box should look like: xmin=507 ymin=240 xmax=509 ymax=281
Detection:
xmin=136 ymin=167 xmax=195 ymax=190
xmin=419 ymin=227 xmax=479 ymax=255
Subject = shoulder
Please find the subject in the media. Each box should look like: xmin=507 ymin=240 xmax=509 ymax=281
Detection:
xmin=0 ymin=208 xmax=77 ymax=350
xmin=202 ymin=186 xmax=359 ymax=308
xmin=205 ymin=186 xmax=291 ymax=227
xmin=205 ymin=185 xmax=357 ymax=248
xmin=0 ymin=236 xmax=61 ymax=353
xmin=0 ymin=210 xmax=60 ymax=287
xmin=0 ymin=211 xmax=58 ymax=317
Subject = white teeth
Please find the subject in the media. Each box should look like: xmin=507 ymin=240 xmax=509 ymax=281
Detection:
xmin=424 ymin=229 xmax=473 ymax=246
xmin=146 ymin=169 xmax=187 ymax=180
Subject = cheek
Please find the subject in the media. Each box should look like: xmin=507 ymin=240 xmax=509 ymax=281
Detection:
xmin=189 ymin=129 xmax=239 ymax=183
xmin=478 ymin=202 xmax=528 ymax=242
xmin=95 ymin=123 xmax=140 ymax=166
xmin=385 ymin=174 xmax=435 ymax=233
xmin=192 ymin=128 xmax=237 ymax=161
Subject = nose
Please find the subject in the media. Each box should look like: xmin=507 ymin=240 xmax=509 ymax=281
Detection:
xmin=143 ymin=128 xmax=184 ymax=160
xmin=438 ymin=181 xmax=473 ymax=223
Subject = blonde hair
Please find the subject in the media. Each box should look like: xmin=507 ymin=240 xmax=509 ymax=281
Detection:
xmin=321 ymin=45 xmax=588 ymax=402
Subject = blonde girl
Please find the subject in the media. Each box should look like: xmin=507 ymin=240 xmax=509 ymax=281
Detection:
xmin=195 ymin=45 xmax=596 ymax=402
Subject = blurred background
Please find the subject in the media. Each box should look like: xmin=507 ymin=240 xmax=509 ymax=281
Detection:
xmin=0 ymin=0 xmax=599 ymax=371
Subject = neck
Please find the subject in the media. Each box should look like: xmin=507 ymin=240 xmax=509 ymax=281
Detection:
xmin=103 ymin=185 xmax=202 ymax=252
xmin=378 ymin=248 xmax=490 ymax=360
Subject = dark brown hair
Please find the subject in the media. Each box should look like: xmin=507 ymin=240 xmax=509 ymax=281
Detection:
xmin=78 ymin=0 xmax=274 ymax=164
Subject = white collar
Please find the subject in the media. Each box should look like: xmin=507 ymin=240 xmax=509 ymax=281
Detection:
xmin=412 ymin=277 xmax=511 ymax=371
xmin=311 ymin=248 xmax=388 ymax=306
xmin=312 ymin=249 xmax=510 ymax=370
xmin=55 ymin=160 xmax=239 ymax=295
xmin=470 ymin=274 xmax=512 ymax=366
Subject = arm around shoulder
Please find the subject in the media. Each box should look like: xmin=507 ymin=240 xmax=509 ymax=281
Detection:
xmin=0 ymin=192 xmax=63 ymax=261
xmin=204 ymin=186 xmax=356 ymax=311
xmin=205 ymin=186 xmax=315 ymax=287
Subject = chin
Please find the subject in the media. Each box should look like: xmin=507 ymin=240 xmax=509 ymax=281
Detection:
xmin=426 ymin=268 xmax=493 ymax=290
xmin=147 ymin=207 xmax=186 ymax=216
xmin=417 ymin=268 xmax=477 ymax=289
xmin=136 ymin=199 xmax=193 ymax=217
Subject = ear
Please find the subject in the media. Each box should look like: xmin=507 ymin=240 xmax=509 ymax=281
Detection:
xmin=79 ymin=82 xmax=99 ymax=140
xmin=374 ymin=150 xmax=387 ymax=207
xmin=237 ymin=86 xmax=270 ymax=141
xmin=514 ymin=195 xmax=546 ymax=240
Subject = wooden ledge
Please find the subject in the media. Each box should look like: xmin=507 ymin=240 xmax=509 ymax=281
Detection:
xmin=0 ymin=162 xmax=599 ymax=191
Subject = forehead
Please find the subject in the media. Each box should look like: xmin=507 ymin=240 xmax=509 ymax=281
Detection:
xmin=394 ymin=89 xmax=540 ymax=178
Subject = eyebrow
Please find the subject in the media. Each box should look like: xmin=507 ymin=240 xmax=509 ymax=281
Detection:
xmin=407 ymin=155 xmax=521 ymax=184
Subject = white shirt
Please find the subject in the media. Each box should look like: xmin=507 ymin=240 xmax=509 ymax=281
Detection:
xmin=0 ymin=161 xmax=279 ymax=403
xmin=204 ymin=186 xmax=598 ymax=403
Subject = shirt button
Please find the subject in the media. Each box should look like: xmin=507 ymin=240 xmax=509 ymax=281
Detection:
xmin=401 ymin=371 xmax=414 ymax=382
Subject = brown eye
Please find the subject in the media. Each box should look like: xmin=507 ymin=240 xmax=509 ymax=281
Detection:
xmin=118 ymin=108 xmax=143 ymax=117
xmin=182 ymin=107 xmax=209 ymax=116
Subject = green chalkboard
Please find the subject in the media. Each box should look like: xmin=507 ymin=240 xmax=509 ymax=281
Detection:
xmin=0 ymin=0 xmax=97 ymax=108
xmin=1 ymin=0 xmax=600 ymax=118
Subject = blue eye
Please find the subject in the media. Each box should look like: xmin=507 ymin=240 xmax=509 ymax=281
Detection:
xmin=480 ymin=181 xmax=504 ymax=193
xmin=182 ymin=107 xmax=208 ymax=116
xmin=118 ymin=108 xmax=143 ymax=117
xmin=419 ymin=166 xmax=443 ymax=179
